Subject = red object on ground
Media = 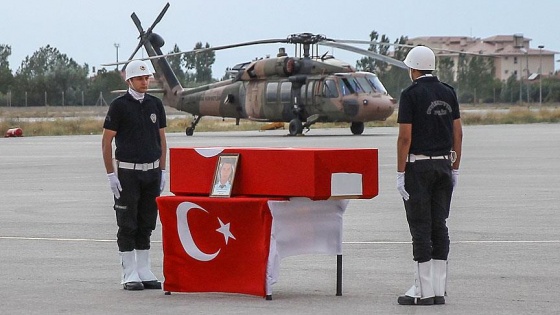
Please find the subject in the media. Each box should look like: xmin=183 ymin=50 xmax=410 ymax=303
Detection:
xmin=4 ymin=128 xmax=23 ymax=137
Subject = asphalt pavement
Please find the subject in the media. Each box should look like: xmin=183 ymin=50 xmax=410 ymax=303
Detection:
xmin=0 ymin=123 xmax=558 ymax=315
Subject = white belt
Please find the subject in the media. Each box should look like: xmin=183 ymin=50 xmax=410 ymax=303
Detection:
xmin=407 ymin=154 xmax=449 ymax=163
xmin=118 ymin=159 xmax=160 ymax=171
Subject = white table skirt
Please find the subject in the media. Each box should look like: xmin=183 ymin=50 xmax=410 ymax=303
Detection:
xmin=265 ymin=198 xmax=349 ymax=295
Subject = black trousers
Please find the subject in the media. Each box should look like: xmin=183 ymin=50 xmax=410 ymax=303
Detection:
xmin=404 ymin=159 xmax=453 ymax=263
xmin=114 ymin=167 xmax=161 ymax=252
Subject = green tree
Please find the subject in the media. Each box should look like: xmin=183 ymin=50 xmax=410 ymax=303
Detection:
xmin=457 ymin=55 xmax=495 ymax=103
xmin=86 ymin=68 xmax=127 ymax=105
xmin=500 ymin=74 xmax=520 ymax=104
xmin=12 ymin=45 xmax=89 ymax=106
xmin=436 ymin=57 xmax=455 ymax=85
xmin=542 ymin=77 xmax=560 ymax=102
xmin=356 ymin=31 xmax=377 ymax=71
xmin=184 ymin=42 xmax=215 ymax=84
xmin=377 ymin=36 xmax=410 ymax=97
xmin=0 ymin=44 xmax=14 ymax=94
xmin=455 ymin=53 xmax=472 ymax=102
xmin=167 ymin=44 xmax=187 ymax=85
xmin=356 ymin=32 xmax=391 ymax=75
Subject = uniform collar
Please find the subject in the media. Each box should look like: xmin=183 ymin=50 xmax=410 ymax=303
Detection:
xmin=414 ymin=75 xmax=439 ymax=83
xmin=128 ymin=88 xmax=145 ymax=102
xmin=416 ymin=74 xmax=434 ymax=80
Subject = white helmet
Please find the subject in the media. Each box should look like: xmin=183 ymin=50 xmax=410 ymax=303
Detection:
xmin=403 ymin=46 xmax=436 ymax=71
xmin=124 ymin=60 xmax=152 ymax=80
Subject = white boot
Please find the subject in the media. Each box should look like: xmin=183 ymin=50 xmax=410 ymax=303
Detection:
xmin=432 ymin=259 xmax=448 ymax=304
xmin=136 ymin=249 xmax=161 ymax=289
xmin=398 ymin=261 xmax=435 ymax=305
xmin=119 ymin=251 xmax=143 ymax=290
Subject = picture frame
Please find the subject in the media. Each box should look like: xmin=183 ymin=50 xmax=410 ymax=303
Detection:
xmin=210 ymin=154 xmax=239 ymax=197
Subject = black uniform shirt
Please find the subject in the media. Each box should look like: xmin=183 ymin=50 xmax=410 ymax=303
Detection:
xmin=397 ymin=76 xmax=460 ymax=156
xmin=103 ymin=92 xmax=167 ymax=163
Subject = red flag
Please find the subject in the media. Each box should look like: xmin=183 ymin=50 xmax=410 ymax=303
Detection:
xmin=157 ymin=196 xmax=274 ymax=297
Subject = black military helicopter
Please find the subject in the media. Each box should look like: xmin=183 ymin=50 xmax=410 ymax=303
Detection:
xmin=106 ymin=3 xmax=410 ymax=136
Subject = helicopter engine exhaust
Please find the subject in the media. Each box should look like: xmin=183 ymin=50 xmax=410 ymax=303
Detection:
xmin=149 ymin=33 xmax=165 ymax=49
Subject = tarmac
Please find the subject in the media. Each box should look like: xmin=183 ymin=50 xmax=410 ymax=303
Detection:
xmin=0 ymin=123 xmax=559 ymax=315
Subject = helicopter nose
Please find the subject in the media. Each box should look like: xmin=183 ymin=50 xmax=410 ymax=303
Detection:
xmin=359 ymin=95 xmax=396 ymax=119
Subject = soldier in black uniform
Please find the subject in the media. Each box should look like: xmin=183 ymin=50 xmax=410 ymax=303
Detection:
xmin=101 ymin=59 xmax=167 ymax=291
xmin=396 ymin=46 xmax=463 ymax=305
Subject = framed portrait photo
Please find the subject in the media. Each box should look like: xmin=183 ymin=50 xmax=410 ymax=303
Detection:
xmin=210 ymin=154 xmax=239 ymax=197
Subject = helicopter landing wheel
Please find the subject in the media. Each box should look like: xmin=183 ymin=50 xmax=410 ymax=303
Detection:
xmin=186 ymin=127 xmax=194 ymax=136
xmin=350 ymin=122 xmax=364 ymax=135
xmin=288 ymin=118 xmax=303 ymax=136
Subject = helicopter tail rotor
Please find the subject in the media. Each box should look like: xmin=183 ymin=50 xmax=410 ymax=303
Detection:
xmin=126 ymin=2 xmax=170 ymax=64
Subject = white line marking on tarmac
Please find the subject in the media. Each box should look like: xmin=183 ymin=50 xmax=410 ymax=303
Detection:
xmin=0 ymin=236 xmax=160 ymax=243
xmin=345 ymin=240 xmax=560 ymax=244
xmin=1 ymin=236 xmax=558 ymax=244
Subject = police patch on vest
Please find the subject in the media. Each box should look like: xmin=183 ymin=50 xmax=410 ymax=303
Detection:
xmin=150 ymin=113 xmax=157 ymax=123
xmin=427 ymin=101 xmax=452 ymax=116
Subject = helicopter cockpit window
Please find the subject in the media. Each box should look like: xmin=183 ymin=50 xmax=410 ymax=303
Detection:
xmin=349 ymin=78 xmax=364 ymax=93
xmin=355 ymin=77 xmax=375 ymax=94
xmin=322 ymin=79 xmax=338 ymax=98
xmin=339 ymin=78 xmax=355 ymax=96
xmin=365 ymin=74 xmax=388 ymax=95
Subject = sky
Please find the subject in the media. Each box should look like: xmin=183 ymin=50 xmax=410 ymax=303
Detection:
xmin=2 ymin=0 xmax=559 ymax=77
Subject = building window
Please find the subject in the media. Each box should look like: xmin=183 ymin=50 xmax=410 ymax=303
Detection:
xmin=514 ymin=57 xmax=518 ymax=64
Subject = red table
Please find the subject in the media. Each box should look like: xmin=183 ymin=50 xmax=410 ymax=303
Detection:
xmin=159 ymin=146 xmax=378 ymax=298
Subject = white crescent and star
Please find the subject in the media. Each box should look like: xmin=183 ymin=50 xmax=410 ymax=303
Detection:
xmin=176 ymin=201 xmax=236 ymax=262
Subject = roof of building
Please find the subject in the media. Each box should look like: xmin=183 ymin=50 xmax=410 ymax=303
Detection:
xmin=408 ymin=35 xmax=557 ymax=56
xmin=483 ymin=35 xmax=532 ymax=42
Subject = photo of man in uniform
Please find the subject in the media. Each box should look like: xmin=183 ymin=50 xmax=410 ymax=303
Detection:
xmin=211 ymin=157 xmax=237 ymax=196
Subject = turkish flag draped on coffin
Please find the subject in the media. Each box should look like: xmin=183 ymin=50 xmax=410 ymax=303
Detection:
xmin=157 ymin=196 xmax=274 ymax=297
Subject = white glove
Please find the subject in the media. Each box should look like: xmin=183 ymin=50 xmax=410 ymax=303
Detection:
xmin=107 ymin=173 xmax=122 ymax=199
xmin=396 ymin=171 xmax=409 ymax=201
xmin=452 ymin=169 xmax=459 ymax=188
xmin=160 ymin=170 xmax=167 ymax=193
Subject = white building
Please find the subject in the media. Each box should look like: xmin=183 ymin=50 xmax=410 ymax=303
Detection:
xmin=408 ymin=34 xmax=556 ymax=82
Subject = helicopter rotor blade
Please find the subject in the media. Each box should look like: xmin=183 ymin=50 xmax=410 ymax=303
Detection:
xmin=124 ymin=3 xmax=170 ymax=64
xmin=131 ymin=12 xmax=144 ymax=35
xmin=124 ymin=13 xmax=146 ymax=62
xmin=319 ymin=41 xmax=407 ymax=69
xmin=333 ymin=39 xmax=413 ymax=48
xmin=103 ymin=38 xmax=290 ymax=66
xmin=332 ymin=39 xmax=492 ymax=57
xmin=145 ymin=2 xmax=170 ymax=36
xmin=186 ymin=38 xmax=289 ymax=54
xmin=126 ymin=42 xmax=145 ymax=63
